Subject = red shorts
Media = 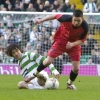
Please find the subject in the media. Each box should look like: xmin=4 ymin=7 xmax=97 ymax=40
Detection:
xmin=48 ymin=41 xmax=81 ymax=61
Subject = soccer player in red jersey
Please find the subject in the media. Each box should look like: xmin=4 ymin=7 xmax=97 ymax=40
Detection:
xmin=34 ymin=10 xmax=88 ymax=90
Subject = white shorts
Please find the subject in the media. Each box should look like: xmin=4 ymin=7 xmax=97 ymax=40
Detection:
xmin=29 ymin=71 xmax=49 ymax=89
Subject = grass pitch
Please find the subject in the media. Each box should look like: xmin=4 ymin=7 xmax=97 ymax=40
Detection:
xmin=0 ymin=75 xmax=100 ymax=100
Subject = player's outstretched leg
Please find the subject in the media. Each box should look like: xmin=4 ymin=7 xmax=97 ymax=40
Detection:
xmin=66 ymin=70 xmax=78 ymax=90
xmin=66 ymin=81 xmax=77 ymax=90
xmin=33 ymin=71 xmax=47 ymax=82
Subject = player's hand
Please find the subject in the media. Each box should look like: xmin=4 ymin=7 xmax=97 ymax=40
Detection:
xmin=52 ymin=73 xmax=60 ymax=80
xmin=66 ymin=42 xmax=74 ymax=49
xmin=24 ymin=76 xmax=35 ymax=83
xmin=34 ymin=19 xmax=42 ymax=24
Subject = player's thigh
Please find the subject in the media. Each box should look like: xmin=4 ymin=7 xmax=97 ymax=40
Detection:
xmin=67 ymin=49 xmax=81 ymax=70
xmin=48 ymin=42 xmax=65 ymax=58
xmin=67 ymin=48 xmax=81 ymax=61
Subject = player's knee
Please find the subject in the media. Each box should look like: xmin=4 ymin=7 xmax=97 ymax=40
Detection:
xmin=44 ymin=57 xmax=54 ymax=66
xmin=73 ymin=68 xmax=79 ymax=73
xmin=18 ymin=81 xmax=24 ymax=89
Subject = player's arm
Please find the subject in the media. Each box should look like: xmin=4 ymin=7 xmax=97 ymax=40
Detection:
xmin=70 ymin=20 xmax=89 ymax=47
xmin=24 ymin=76 xmax=35 ymax=83
xmin=72 ymin=40 xmax=83 ymax=46
xmin=27 ymin=52 xmax=45 ymax=64
xmin=66 ymin=32 xmax=88 ymax=49
xmin=34 ymin=15 xmax=56 ymax=24
xmin=34 ymin=14 xmax=72 ymax=24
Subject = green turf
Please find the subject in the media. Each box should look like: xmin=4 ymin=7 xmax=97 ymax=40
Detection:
xmin=0 ymin=75 xmax=100 ymax=100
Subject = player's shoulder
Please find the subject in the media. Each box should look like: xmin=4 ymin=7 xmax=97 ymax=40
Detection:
xmin=62 ymin=14 xmax=72 ymax=20
xmin=81 ymin=20 xmax=88 ymax=26
xmin=25 ymin=52 xmax=35 ymax=55
xmin=57 ymin=14 xmax=72 ymax=22
xmin=81 ymin=20 xmax=89 ymax=31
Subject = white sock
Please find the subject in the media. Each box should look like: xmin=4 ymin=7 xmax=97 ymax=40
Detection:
xmin=67 ymin=79 xmax=72 ymax=84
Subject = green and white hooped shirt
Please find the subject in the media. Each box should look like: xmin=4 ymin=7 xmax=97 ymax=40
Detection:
xmin=18 ymin=52 xmax=59 ymax=78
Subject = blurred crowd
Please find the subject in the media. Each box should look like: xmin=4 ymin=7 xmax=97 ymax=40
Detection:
xmin=0 ymin=0 xmax=100 ymax=73
xmin=0 ymin=0 xmax=100 ymax=13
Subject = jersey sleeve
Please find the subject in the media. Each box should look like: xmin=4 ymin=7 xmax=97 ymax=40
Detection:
xmin=80 ymin=21 xmax=89 ymax=42
xmin=55 ymin=14 xmax=72 ymax=22
xmin=27 ymin=52 xmax=45 ymax=64
xmin=48 ymin=64 xmax=59 ymax=75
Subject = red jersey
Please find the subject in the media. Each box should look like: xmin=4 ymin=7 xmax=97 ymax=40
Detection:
xmin=54 ymin=14 xmax=88 ymax=44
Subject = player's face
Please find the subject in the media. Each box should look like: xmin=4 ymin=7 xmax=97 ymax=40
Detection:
xmin=12 ymin=48 xmax=22 ymax=60
xmin=72 ymin=16 xmax=83 ymax=27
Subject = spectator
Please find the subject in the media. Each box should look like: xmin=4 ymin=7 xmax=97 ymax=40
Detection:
xmin=6 ymin=29 xmax=12 ymax=40
xmin=44 ymin=0 xmax=52 ymax=12
xmin=1 ymin=26 xmax=8 ymax=40
xmin=14 ymin=1 xmax=21 ymax=11
xmin=36 ymin=43 xmax=42 ymax=55
xmin=4 ymin=0 xmax=11 ymax=9
xmin=86 ymin=57 xmax=94 ymax=65
xmin=0 ymin=45 xmax=3 ymax=56
xmin=66 ymin=4 xmax=76 ymax=12
xmin=25 ymin=42 xmax=33 ymax=52
xmin=16 ymin=31 xmax=22 ymax=43
xmin=7 ymin=22 xmax=15 ymax=31
xmin=0 ymin=4 xmax=5 ymax=10
xmin=27 ymin=3 xmax=36 ymax=11
xmin=38 ymin=3 xmax=44 ymax=12
xmin=87 ymin=34 xmax=98 ymax=51
xmin=17 ymin=24 xmax=23 ymax=32
xmin=23 ymin=0 xmax=30 ymax=11
xmin=46 ymin=21 xmax=54 ymax=35
xmin=81 ymin=0 xmax=87 ymax=5
xmin=0 ymin=45 xmax=3 ymax=63
xmin=53 ymin=0 xmax=60 ymax=11
xmin=83 ymin=0 xmax=98 ymax=13
xmin=7 ymin=34 xmax=17 ymax=45
xmin=15 ymin=3 xmax=23 ymax=11
xmin=81 ymin=40 xmax=91 ymax=55
xmin=41 ymin=26 xmax=48 ymax=37
xmin=29 ymin=26 xmax=39 ymax=44
xmin=53 ymin=55 xmax=63 ymax=74
xmin=0 ymin=22 xmax=5 ymax=34
xmin=10 ymin=0 xmax=16 ymax=9
xmin=21 ymin=28 xmax=30 ymax=47
xmin=96 ymin=0 xmax=100 ymax=12
xmin=61 ymin=0 xmax=70 ymax=12
xmin=62 ymin=52 xmax=70 ymax=64
xmin=0 ymin=34 xmax=7 ymax=48
xmin=41 ymin=38 xmax=51 ymax=52
xmin=23 ymin=19 xmax=30 ymax=29
xmin=7 ymin=4 xmax=13 ymax=11
xmin=37 ymin=23 xmax=44 ymax=32
xmin=33 ymin=34 xmax=44 ymax=49
xmin=30 ymin=0 xmax=37 ymax=5
xmin=92 ymin=48 xmax=100 ymax=64
xmin=1 ymin=7 xmax=7 ymax=11
xmin=34 ymin=0 xmax=41 ymax=11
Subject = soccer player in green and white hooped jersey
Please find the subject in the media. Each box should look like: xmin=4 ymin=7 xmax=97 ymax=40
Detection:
xmin=5 ymin=44 xmax=60 ymax=89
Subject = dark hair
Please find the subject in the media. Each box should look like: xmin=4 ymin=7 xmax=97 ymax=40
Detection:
xmin=5 ymin=44 xmax=22 ymax=57
xmin=73 ymin=9 xmax=83 ymax=17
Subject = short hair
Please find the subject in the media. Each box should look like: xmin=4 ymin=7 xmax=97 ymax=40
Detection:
xmin=5 ymin=44 xmax=22 ymax=57
xmin=73 ymin=9 xmax=83 ymax=17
